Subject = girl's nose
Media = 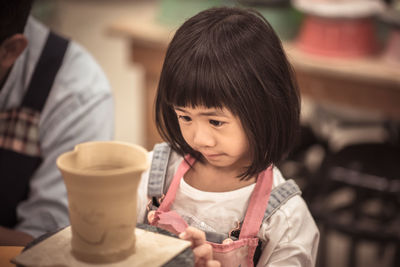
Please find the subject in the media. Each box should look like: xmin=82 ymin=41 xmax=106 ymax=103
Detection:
xmin=192 ymin=127 xmax=215 ymax=148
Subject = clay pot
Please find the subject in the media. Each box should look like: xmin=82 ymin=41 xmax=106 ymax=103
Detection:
xmin=57 ymin=141 xmax=148 ymax=263
xmin=296 ymin=15 xmax=378 ymax=57
xmin=293 ymin=0 xmax=385 ymax=58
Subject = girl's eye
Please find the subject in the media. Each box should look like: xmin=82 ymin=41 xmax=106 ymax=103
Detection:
xmin=209 ymin=120 xmax=224 ymax=127
xmin=178 ymin=115 xmax=191 ymax=122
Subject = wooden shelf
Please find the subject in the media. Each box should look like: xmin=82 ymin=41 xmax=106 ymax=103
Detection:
xmin=285 ymin=43 xmax=400 ymax=85
xmin=109 ymin=1 xmax=400 ymax=149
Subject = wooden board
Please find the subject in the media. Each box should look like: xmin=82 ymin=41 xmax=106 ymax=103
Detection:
xmin=12 ymin=226 xmax=191 ymax=267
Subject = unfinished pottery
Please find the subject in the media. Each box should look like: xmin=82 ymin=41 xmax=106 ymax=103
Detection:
xmin=56 ymin=141 xmax=148 ymax=263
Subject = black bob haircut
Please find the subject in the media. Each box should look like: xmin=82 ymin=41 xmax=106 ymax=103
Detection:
xmin=155 ymin=7 xmax=300 ymax=180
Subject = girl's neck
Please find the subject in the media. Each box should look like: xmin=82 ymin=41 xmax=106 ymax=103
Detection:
xmin=183 ymin=161 xmax=256 ymax=192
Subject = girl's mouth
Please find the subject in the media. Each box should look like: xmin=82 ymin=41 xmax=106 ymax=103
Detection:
xmin=203 ymin=153 xmax=223 ymax=159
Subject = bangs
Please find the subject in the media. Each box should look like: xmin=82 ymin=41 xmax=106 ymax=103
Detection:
xmin=164 ymin=44 xmax=238 ymax=112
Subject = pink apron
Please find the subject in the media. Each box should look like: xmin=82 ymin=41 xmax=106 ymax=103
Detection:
xmin=149 ymin=156 xmax=273 ymax=267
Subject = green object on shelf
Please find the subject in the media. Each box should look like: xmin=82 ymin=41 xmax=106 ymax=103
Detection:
xmin=242 ymin=5 xmax=303 ymax=41
xmin=156 ymin=0 xmax=233 ymax=28
xmin=156 ymin=0 xmax=302 ymax=40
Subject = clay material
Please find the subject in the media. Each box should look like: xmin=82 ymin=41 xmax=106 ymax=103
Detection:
xmin=56 ymin=141 xmax=148 ymax=263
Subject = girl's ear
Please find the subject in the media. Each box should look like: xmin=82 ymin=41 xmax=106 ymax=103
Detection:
xmin=0 ymin=34 xmax=28 ymax=69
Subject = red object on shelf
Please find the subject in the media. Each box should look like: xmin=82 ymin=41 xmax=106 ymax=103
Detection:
xmin=296 ymin=15 xmax=378 ymax=58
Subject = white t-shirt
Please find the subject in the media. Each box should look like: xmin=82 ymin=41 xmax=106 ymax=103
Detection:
xmin=173 ymin=178 xmax=255 ymax=234
xmin=137 ymin=150 xmax=320 ymax=267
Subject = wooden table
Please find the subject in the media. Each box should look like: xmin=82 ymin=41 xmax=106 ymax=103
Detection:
xmin=109 ymin=1 xmax=400 ymax=150
xmin=0 ymin=246 xmax=24 ymax=267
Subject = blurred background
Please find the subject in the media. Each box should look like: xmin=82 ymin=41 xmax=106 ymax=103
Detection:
xmin=31 ymin=0 xmax=399 ymax=266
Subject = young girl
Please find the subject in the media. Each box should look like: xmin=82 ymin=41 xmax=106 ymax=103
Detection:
xmin=136 ymin=6 xmax=319 ymax=267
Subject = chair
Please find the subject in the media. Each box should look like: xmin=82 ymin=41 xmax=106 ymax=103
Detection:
xmin=304 ymin=143 xmax=400 ymax=267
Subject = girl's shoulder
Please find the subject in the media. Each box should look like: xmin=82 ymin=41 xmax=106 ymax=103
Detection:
xmin=258 ymin=168 xmax=318 ymax=244
xmin=256 ymin=169 xmax=319 ymax=265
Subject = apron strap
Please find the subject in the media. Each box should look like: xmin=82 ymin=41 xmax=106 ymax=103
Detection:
xmin=230 ymin=179 xmax=302 ymax=239
xmin=22 ymin=32 xmax=69 ymax=111
xmin=157 ymin=155 xmax=195 ymax=212
xmin=239 ymin=166 xmax=273 ymax=239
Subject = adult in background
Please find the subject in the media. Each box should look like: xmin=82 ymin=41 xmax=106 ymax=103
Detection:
xmin=0 ymin=0 xmax=114 ymax=245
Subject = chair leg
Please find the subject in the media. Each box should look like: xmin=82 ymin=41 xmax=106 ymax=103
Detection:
xmin=317 ymin=224 xmax=327 ymax=267
xmin=348 ymin=238 xmax=358 ymax=267
xmin=393 ymin=243 xmax=400 ymax=267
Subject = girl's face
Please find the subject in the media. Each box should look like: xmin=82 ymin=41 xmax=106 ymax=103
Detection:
xmin=174 ymin=105 xmax=251 ymax=171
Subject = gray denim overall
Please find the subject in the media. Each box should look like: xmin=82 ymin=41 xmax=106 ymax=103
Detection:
xmin=146 ymin=143 xmax=301 ymax=266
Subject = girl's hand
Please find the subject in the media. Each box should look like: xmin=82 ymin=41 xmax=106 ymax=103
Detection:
xmin=179 ymin=226 xmax=221 ymax=267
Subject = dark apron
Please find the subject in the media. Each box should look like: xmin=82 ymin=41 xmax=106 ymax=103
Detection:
xmin=0 ymin=32 xmax=69 ymax=228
